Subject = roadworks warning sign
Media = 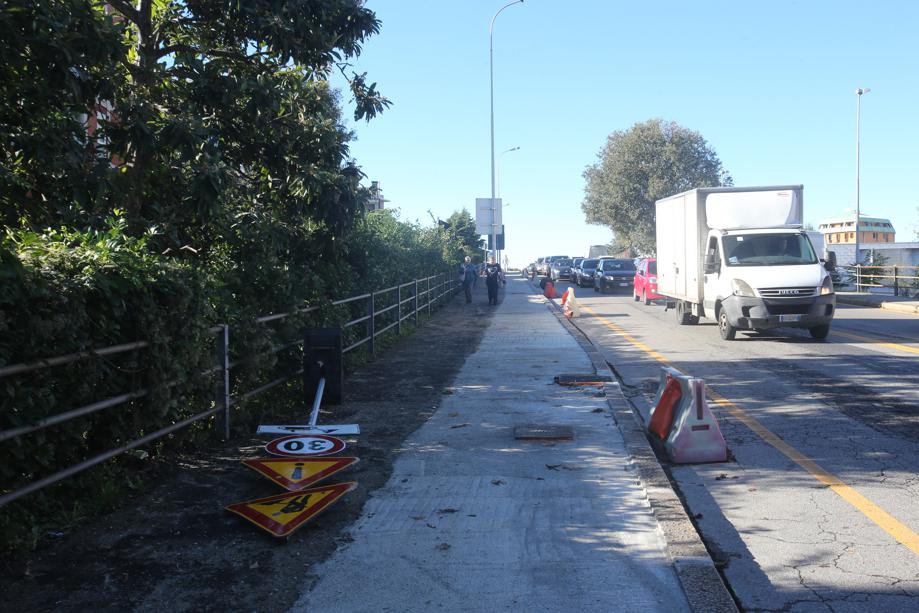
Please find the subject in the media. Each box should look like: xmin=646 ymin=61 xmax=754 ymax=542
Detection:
xmin=241 ymin=457 xmax=358 ymax=491
xmin=226 ymin=482 xmax=357 ymax=537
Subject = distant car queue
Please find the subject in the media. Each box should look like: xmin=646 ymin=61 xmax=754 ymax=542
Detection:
xmin=524 ymin=255 xmax=661 ymax=304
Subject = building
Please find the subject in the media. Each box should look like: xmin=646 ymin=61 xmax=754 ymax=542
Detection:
xmin=818 ymin=212 xmax=919 ymax=267
xmin=366 ymin=181 xmax=388 ymax=212
xmin=819 ymin=213 xmax=896 ymax=246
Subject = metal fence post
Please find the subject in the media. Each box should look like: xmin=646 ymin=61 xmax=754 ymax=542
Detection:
xmin=427 ymin=277 xmax=432 ymax=316
xmin=369 ymin=292 xmax=376 ymax=354
xmin=855 ymin=264 xmax=861 ymax=292
xmin=397 ymin=285 xmax=402 ymax=335
xmin=414 ymin=279 xmax=419 ymax=326
xmin=893 ymin=265 xmax=899 ymax=296
xmin=216 ymin=324 xmax=231 ymax=440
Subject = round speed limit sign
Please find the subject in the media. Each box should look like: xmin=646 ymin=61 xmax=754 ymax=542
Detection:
xmin=265 ymin=434 xmax=346 ymax=457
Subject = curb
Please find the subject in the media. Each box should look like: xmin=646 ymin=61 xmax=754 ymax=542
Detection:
xmin=529 ymin=280 xmax=739 ymax=613
xmin=836 ymin=295 xmax=919 ymax=315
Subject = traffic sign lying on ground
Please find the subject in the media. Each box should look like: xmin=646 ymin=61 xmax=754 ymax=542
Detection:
xmin=265 ymin=434 xmax=346 ymax=457
xmin=257 ymin=424 xmax=360 ymax=436
xmin=226 ymin=482 xmax=357 ymax=538
xmin=242 ymin=457 xmax=359 ymax=491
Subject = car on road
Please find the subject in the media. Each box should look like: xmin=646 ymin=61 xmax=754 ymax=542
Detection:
xmin=539 ymin=255 xmax=568 ymax=277
xmin=594 ymin=258 xmax=636 ymax=293
xmin=575 ymin=258 xmax=599 ymax=287
xmin=536 ymin=256 xmax=550 ymax=276
xmin=549 ymin=257 xmax=574 ymax=281
xmin=570 ymin=257 xmax=584 ymax=281
xmin=633 ymin=258 xmax=662 ymax=305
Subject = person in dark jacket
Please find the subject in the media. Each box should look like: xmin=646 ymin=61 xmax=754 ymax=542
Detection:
xmin=460 ymin=256 xmax=477 ymax=303
xmin=483 ymin=258 xmax=503 ymax=305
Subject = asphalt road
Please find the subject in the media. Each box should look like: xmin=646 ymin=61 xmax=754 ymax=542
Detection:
xmin=553 ymin=278 xmax=919 ymax=612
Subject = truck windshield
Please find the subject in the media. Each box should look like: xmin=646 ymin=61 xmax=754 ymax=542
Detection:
xmin=723 ymin=234 xmax=817 ymax=266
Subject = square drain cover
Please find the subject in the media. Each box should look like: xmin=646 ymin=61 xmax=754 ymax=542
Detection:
xmin=554 ymin=373 xmax=612 ymax=387
xmin=514 ymin=425 xmax=574 ymax=441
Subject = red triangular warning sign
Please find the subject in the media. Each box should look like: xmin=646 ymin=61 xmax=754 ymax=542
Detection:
xmin=241 ymin=457 xmax=359 ymax=491
xmin=226 ymin=482 xmax=356 ymax=537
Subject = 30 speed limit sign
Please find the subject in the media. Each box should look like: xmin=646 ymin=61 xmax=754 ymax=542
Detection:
xmin=265 ymin=434 xmax=346 ymax=457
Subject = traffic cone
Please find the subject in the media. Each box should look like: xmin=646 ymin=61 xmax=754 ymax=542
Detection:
xmin=544 ymin=281 xmax=556 ymax=299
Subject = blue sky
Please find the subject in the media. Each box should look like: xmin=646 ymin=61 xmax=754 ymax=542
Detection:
xmin=333 ymin=0 xmax=919 ymax=267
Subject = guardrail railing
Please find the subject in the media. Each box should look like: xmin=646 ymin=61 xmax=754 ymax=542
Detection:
xmin=0 ymin=272 xmax=459 ymax=508
xmin=836 ymin=264 xmax=919 ymax=296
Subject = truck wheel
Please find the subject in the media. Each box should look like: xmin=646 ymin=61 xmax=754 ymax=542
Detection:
xmin=643 ymin=290 xmax=651 ymax=306
xmin=809 ymin=324 xmax=830 ymax=340
xmin=676 ymin=301 xmax=692 ymax=325
xmin=718 ymin=310 xmax=737 ymax=340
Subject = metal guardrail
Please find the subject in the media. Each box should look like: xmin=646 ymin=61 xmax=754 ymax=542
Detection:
xmin=836 ymin=264 xmax=919 ymax=296
xmin=0 ymin=272 xmax=459 ymax=508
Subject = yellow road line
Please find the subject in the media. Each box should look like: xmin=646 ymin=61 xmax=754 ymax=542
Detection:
xmin=832 ymin=329 xmax=919 ymax=356
xmin=580 ymin=304 xmax=919 ymax=557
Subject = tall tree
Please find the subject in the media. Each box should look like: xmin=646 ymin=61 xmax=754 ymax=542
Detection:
xmin=443 ymin=209 xmax=483 ymax=257
xmin=582 ymin=119 xmax=732 ymax=254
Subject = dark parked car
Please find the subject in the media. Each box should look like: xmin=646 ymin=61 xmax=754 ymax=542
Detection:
xmin=594 ymin=258 xmax=637 ymax=293
xmin=570 ymin=257 xmax=584 ymax=281
xmin=633 ymin=258 xmax=662 ymax=305
xmin=575 ymin=258 xmax=599 ymax=287
xmin=549 ymin=257 xmax=573 ymax=281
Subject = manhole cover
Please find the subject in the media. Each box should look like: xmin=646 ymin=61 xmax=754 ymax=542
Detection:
xmin=514 ymin=425 xmax=574 ymax=441
xmin=554 ymin=373 xmax=612 ymax=387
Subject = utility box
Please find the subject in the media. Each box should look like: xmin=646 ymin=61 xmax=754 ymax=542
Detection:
xmin=304 ymin=327 xmax=343 ymax=405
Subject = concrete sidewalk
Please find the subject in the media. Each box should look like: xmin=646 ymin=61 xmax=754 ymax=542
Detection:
xmin=291 ymin=278 xmax=729 ymax=612
xmin=836 ymin=291 xmax=919 ymax=315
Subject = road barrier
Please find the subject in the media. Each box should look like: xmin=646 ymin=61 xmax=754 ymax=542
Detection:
xmin=0 ymin=272 xmax=459 ymax=509
xmin=561 ymin=287 xmax=580 ymax=318
xmin=836 ymin=264 xmax=919 ymax=296
xmin=648 ymin=367 xmax=728 ymax=464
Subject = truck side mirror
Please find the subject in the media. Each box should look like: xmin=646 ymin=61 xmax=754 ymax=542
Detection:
xmin=824 ymin=251 xmax=837 ymax=272
xmin=704 ymin=253 xmax=720 ymax=274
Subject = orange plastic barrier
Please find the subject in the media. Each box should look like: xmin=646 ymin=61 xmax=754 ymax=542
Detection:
xmin=544 ymin=281 xmax=556 ymax=299
xmin=649 ymin=376 xmax=682 ymax=440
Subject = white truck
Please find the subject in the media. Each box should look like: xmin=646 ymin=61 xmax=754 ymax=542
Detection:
xmin=655 ymin=185 xmax=836 ymax=340
xmin=588 ymin=244 xmax=609 ymax=258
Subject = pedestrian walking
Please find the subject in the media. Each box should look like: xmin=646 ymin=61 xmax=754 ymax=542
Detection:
xmin=484 ymin=258 xmax=503 ymax=305
xmin=460 ymin=256 xmax=477 ymax=303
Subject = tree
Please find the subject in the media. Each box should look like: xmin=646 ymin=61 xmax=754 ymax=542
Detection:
xmin=443 ymin=209 xmax=483 ymax=258
xmin=0 ymin=0 xmax=127 ymax=228
xmin=582 ymin=119 xmax=732 ymax=254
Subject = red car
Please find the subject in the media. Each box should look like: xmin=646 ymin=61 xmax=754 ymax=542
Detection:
xmin=633 ymin=258 xmax=662 ymax=305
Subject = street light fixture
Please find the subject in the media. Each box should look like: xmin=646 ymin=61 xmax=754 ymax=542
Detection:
xmin=855 ymin=87 xmax=870 ymax=268
xmin=489 ymin=0 xmax=523 ymax=261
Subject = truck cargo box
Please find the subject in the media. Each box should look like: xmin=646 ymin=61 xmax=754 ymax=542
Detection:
xmin=655 ymin=186 xmax=804 ymax=305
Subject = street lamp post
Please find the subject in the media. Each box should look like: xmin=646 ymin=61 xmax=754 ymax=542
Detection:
xmin=855 ymin=87 xmax=870 ymax=271
xmin=496 ymin=146 xmax=519 ymax=264
xmin=489 ymin=0 xmax=523 ymax=262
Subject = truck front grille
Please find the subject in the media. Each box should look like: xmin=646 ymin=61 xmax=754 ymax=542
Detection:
xmin=758 ymin=286 xmax=816 ymax=298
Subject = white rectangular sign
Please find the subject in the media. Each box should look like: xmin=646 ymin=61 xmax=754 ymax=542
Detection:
xmin=475 ymin=198 xmax=502 ymax=235
xmin=257 ymin=424 xmax=361 ymax=435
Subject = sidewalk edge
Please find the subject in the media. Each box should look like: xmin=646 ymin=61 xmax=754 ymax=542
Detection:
xmin=530 ymin=282 xmax=739 ymax=613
